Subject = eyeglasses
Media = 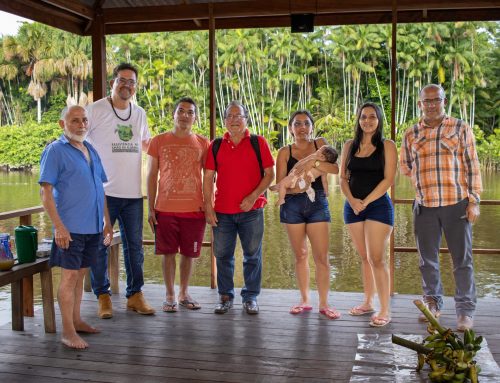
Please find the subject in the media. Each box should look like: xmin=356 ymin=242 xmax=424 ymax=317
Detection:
xmin=225 ymin=114 xmax=246 ymax=120
xmin=116 ymin=77 xmax=137 ymax=87
xmin=421 ymin=98 xmax=443 ymax=106
xmin=177 ymin=108 xmax=195 ymax=117
xmin=292 ymin=121 xmax=312 ymax=128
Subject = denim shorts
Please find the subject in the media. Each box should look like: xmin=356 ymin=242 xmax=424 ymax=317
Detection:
xmin=343 ymin=193 xmax=394 ymax=226
xmin=50 ymin=233 xmax=101 ymax=270
xmin=280 ymin=190 xmax=331 ymax=224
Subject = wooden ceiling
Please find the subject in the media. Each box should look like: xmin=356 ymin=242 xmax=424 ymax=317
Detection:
xmin=0 ymin=0 xmax=499 ymax=36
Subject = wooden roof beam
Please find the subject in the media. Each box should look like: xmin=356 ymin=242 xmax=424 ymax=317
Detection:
xmin=103 ymin=0 xmax=500 ymax=24
xmin=0 ymin=0 xmax=85 ymax=35
xmin=101 ymin=8 xmax=500 ymax=35
xmin=40 ymin=0 xmax=94 ymax=20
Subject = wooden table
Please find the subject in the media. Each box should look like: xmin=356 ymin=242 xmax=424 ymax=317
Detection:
xmin=0 ymin=248 xmax=55 ymax=333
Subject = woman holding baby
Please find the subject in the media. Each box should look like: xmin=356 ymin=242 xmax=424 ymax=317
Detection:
xmin=274 ymin=110 xmax=340 ymax=319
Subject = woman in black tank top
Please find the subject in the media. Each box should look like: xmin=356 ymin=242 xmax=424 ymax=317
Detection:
xmin=274 ymin=110 xmax=341 ymax=320
xmin=339 ymin=102 xmax=397 ymax=327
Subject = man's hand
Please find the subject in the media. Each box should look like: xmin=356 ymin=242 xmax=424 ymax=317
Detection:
xmin=465 ymin=202 xmax=480 ymax=224
xmin=147 ymin=209 xmax=158 ymax=233
xmin=103 ymin=223 xmax=113 ymax=247
xmin=349 ymin=198 xmax=366 ymax=215
xmin=205 ymin=204 xmax=218 ymax=227
xmin=54 ymin=224 xmax=71 ymax=249
xmin=240 ymin=192 xmax=258 ymax=212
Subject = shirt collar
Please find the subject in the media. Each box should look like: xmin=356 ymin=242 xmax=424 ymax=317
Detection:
xmin=419 ymin=115 xmax=449 ymax=129
xmin=223 ymin=128 xmax=250 ymax=142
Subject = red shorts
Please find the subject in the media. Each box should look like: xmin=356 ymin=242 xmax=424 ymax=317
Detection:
xmin=154 ymin=213 xmax=206 ymax=258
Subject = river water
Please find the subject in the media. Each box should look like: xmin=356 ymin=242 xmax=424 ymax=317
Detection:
xmin=1 ymin=170 xmax=499 ymax=323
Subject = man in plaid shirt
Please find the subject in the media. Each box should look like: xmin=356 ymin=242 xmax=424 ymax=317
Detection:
xmin=400 ymin=84 xmax=482 ymax=332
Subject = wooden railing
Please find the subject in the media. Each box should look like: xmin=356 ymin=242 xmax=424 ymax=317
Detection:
xmin=1 ymin=200 xmax=499 ymax=312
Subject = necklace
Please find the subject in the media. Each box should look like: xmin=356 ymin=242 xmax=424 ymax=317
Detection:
xmin=108 ymin=97 xmax=132 ymax=122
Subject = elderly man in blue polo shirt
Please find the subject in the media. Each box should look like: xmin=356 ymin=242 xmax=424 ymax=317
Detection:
xmin=39 ymin=105 xmax=112 ymax=349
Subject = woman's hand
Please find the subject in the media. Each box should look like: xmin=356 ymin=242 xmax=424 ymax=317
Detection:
xmin=292 ymin=157 xmax=315 ymax=177
xmin=349 ymin=198 xmax=366 ymax=215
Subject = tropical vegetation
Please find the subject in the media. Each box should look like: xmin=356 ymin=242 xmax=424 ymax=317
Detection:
xmin=0 ymin=21 xmax=498 ymax=168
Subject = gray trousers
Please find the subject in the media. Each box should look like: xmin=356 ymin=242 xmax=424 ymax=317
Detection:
xmin=413 ymin=198 xmax=476 ymax=317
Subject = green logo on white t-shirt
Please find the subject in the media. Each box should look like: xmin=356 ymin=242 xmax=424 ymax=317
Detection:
xmin=115 ymin=124 xmax=133 ymax=142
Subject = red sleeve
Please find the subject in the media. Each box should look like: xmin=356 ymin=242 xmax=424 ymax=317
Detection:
xmin=258 ymin=136 xmax=275 ymax=168
xmin=146 ymin=135 xmax=159 ymax=158
xmin=204 ymin=140 xmax=216 ymax=170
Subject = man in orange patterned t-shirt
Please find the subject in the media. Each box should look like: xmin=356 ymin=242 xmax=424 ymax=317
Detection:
xmin=400 ymin=84 xmax=482 ymax=332
xmin=146 ymin=97 xmax=209 ymax=313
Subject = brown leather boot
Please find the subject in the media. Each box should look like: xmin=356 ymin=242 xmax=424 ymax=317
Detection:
xmin=98 ymin=294 xmax=113 ymax=319
xmin=127 ymin=292 xmax=155 ymax=315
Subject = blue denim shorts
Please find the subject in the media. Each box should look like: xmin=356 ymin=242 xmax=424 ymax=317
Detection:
xmin=280 ymin=190 xmax=331 ymax=224
xmin=50 ymin=233 xmax=101 ymax=270
xmin=343 ymin=193 xmax=394 ymax=226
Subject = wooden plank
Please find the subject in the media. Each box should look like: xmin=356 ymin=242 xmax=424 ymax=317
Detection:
xmin=41 ymin=0 xmax=94 ymax=19
xmin=0 ymin=206 xmax=43 ymax=221
xmin=40 ymin=268 xmax=56 ymax=333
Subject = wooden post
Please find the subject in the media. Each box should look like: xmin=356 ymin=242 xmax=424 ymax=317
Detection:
xmin=91 ymin=7 xmax=107 ymax=101
xmin=390 ymin=0 xmax=397 ymax=296
xmin=209 ymin=3 xmax=217 ymax=290
xmin=11 ymin=279 xmax=23 ymax=331
xmin=40 ymin=268 xmax=56 ymax=333
xmin=108 ymin=243 xmax=120 ymax=294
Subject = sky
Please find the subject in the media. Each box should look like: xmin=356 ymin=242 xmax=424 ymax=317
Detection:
xmin=0 ymin=11 xmax=32 ymax=37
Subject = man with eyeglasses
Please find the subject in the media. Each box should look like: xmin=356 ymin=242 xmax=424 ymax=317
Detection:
xmin=400 ymin=84 xmax=482 ymax=331
xmin=86 ymin=63 xmax=155 ymax=319
xmin=146 ymin=97 xmax=209 ymax=313
xmin=203 ymin=100 xmax=275 ymax=315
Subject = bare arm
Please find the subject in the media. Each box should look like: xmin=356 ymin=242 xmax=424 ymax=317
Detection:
xmin=203 ymin=169 xmax=218 ymax=226
xmin=362 ymin=140 xmax=398 ymax=206
xmin=40 ymin=183 xmax=72 ymax=249
xmin=146 ymin=155 xmax=159 ymax=233
xmin=399 ymin=131 xmax=412 ymax=177
xmin=240 ymin=166 xmax=275 ymax=212
xmin=339 ymin=140 xmax=365 ymax=215
xmin=293 ymin=138 xmax=339 ymax=176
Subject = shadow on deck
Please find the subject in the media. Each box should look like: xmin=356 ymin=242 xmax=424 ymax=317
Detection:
xmin=0 ymin=284 xmax=499 ymax=382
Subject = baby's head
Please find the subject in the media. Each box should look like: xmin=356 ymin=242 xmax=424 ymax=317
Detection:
xmin=317 ymin=145 xmax=338 ymax=164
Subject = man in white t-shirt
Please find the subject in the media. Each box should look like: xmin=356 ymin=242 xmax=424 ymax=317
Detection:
xmin=86 ymin=63 xmax=155 ymax=318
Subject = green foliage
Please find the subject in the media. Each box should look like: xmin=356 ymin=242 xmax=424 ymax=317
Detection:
xmin=0 ymin=123 xmax=60 ymax=167
xmin=0 ymin=21 xmax=499 ymax=167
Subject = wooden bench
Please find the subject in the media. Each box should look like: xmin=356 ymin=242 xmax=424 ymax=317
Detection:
xmin=0 ymin=256 xmax=56 ymax=333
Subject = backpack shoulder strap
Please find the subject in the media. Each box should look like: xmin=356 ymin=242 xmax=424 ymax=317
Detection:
xmin=250 ymin=134 xmax=264 ymax=178
xmin=211 ymin=137 xmax=223 ymax=172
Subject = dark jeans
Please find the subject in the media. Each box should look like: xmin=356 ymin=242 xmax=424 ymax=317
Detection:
xmin=90 ymin=196 xmax=144 ymax=298
xmin=212 ymin=208 xmax=264 ymax=302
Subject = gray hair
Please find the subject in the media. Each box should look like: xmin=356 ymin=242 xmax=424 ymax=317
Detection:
xmin=60 ymin=105 xmax=85 ymax=121
xmin=223 ymin=100 xmax=249 ymax=119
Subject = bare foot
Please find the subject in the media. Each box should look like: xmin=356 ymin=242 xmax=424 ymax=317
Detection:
xmin=61 ymin=332 xmax=89 ymax=349
xmin=74 ymin=320 xmax=100 ymax=334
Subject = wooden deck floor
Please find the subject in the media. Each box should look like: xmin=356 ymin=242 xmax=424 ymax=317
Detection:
xmin=0 ymin=284 xmax=499 ymax=382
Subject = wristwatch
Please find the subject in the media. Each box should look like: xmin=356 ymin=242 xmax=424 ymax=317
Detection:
xmin=314 ymin=160 xmax=320 ymax=168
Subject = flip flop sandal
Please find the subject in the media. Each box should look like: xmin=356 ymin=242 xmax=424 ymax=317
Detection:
xmin=319 ymin=307 xmax=341 ymax=320
xmin=179 ymin=299 xmax=201 ymax=310
xmin=369 ymin=315 xmax=392 ymax=327
xmin=162 ymin=301 xmax=178 ymax=313
xmin=289 ymin=304 xmax=313 ymax=315
xmin=349 ymin=305 xmax=376 ymax=316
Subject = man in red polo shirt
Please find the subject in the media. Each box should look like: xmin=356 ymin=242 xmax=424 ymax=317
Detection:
xmin=203 ymin=100 xmax=275 ymax=315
